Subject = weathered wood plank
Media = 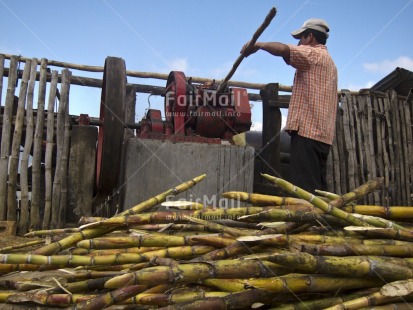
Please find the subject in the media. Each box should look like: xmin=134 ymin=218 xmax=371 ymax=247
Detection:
xmin=50 ymin=69 xmax=71 ymax=229
xmin=42 ymin=70 xmax=59 ymax=229
xmin=18 ymin=58 xmax=38 ymax=235
xmin=7 ymin=59 xmax=31 ymax=221
xmin=0 ymin=56 xmax=19 ymax=220
xmin=31 ymin=58 xmax=48 ymax=230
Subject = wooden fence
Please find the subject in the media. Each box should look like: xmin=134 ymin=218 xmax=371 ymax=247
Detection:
xmin=0 ymin=53 xmax=412 ymax=235
xmin=328 ymin=89 xmax=413 ymax=206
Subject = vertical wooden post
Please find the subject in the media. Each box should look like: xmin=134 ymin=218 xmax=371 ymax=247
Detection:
xmin=31 ymin=58 xmax=48 ymax=230
xmin=0 ymin=56 xmax=19 ymax=220
xmin=124 ymin=85 xmax=137 ymax=140
xmin=257 ymin=83 xmax=282 ymax=193
xmin=19 ymin=59 xmax=38 ymax=235
xmin=67 ymin=125 xmax=98 ymax=224
xmin=51 ymin=69 xmax=71 ymax=229
xmin=0 ymin=54 xmax=4 ymax=106
xmin=7 ymin=59 xmax=31 ymax=221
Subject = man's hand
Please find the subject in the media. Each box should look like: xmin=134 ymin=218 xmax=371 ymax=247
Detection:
xmin=241 ymin=41 xmax=261 ymax=57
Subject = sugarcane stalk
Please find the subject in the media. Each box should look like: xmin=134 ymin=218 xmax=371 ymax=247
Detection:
xmin=24 ymin=228 xmax=81 ymax=237
xmin=222 ymin=191 xmax=312 ymax=206
xmin=261 ymin=174 xmax=375 ymax=228
xmin=0 ymin=245 xmax=214 ymax=268
xmin=345 ymin=226 xmax=413 ymax=242
xmin=238 ymin=209 xmax=349 ymax=227
xmin=190 ymin=223 xmax=299 ymax=262
xmin=183 ymin=215 xmax=254 ymax=237
xmin=329 ymin=177 xmax=384 ymax=209
xmin=156 ymin=288 xmax=274 ymax=310
xmin=381 ymin=279 xmax=413 ymax=297
xmin=73 ymin=246 xmax=164 ymax=256
xmin=351 ymin=213 xmax=407 ymax=230
xmin=5 ymin=291 xmax=96 ymax=307
xmin=342 ymin=205 xmax=413 ymax=220
xmin=133 ymin=291 xmax=230 ymax=307
xmin=261 ymin=252 xmax=413 ymax=281
xmin=33 ymin=174 xmax=206 ymax=255
xmin=80 ymin=206 xmax=267 ymax=229
xmin=0 ymin=239 xmax=45 ymax=253
xmin=291 ymin=242 xmax=413 ymax=257
xmin=119 ymin=174 xmax=206 ymax=217
xmin=203 ymin=274 xmax=381 ymax=293
xmin=271 ymin=288 xmax=381 ymax=310
xmin=104 ymin=259 xmax=292 ymax=289
xmin=76 ymin=234 xmax=227 ymax=249
xmin=65 ymin=271 xmax=126 ymax=282
xmin=322 ymin=291 xmax=409 ymax=310
xmin=73 ymin=284 xmax=147 ymax=310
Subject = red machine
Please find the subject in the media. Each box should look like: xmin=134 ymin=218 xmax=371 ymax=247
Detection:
xmin=136 ymin=71 xmax=252 ymax=144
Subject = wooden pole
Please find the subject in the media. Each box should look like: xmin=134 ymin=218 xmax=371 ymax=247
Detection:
xmin=0 ymin=56 xmax=18 ymax=220
xmin=42 ymin=70 xmax=58 ymax=229
xmin=19 ymin=58 xmax=38 ymax=235
xmin=216 ymin=7 xmax=277 ymax=93
xmin=1 ymin=52 xmax=291 ymax=93
xmin=51 ymin=69 xmax=71 ymax=229
xmin=0 ymin=54 xmax=4 ymax=106
xmin=58 ymin=82 xmax=72 ymax=228
xmin=7 ymin=59 xmax=31 ymax=221
xmin=31 ymin=58 xmax=48 ymax=230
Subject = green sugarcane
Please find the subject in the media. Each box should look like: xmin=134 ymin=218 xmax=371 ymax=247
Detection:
xmin=154 ymin=288 xmax=274 ymax=310
xmin=238 ymin=209 xmax=349 ymax=227
xmin=203 ymin=274 xmax=381 ymax=293
xmin=190 ymin=223 xmax=300 ymax=262
xmin=70 ymin=246 xmax=163 ymax=256
xmin=272 ymin=288 xmax=381 ymax=310
xmin=133 ymin=291 xmax=230 ymax=307
xmin=261 ymin=174 xmax=379 ymax=228
xmin=65 ymin=271 xmax=125 ymax=282
xmin=0 ymin=263 xmax=63 ymax=274
xmin=0 ymin=245 xmax=215 ymax=268
xmin=262 ymin=252 xmax=413 ymax=281
xmin=345 ymin=226 xmax=413 ymax=242
xmin=76 ymin=234 xmax=225 ymax=249
xmin=342 ymin=205 xmax=413 ymax=220
xmin=222 ymin=191 xmax=312 ymax=206
xmin=322 ymin=291 xmax=412 ymax=310
xmin=32 ymin=174 xmax=206 ymax=256
xmin=104 ymin=259 xmax=292 ymax=289
xmin=182 ymin=215 xmax=254 ymax=237
xmin=292 ymin=242 xmax=413 ymax=257
xmin=328 ymin=177 xmax=384 ymax=209
xmin=0 ymin=240 xmax=46 ymax=253
xmin=72 ymin=284 xmax=147 ymax=310
xmin=5 ymin=291 xmax=97 ymax=307
xmin=24 ymin=228 xmax=81 ymax=237
xmin=80 ymin=206 xmax=268 ymax=229
xmin=50 ymin=277 xmax=114 ymax=294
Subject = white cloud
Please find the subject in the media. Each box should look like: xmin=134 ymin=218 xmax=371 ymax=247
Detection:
xmin=345 ymin=80 xmax=376 ymax=91
xmin=167 ymin=58 xmax=188 ymax=72
xmin=363 ymin=56 xmax=413 ymax=74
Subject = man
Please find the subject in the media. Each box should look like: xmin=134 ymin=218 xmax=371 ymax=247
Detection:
xmin=241 ymin=18 xmax=338 ymax=194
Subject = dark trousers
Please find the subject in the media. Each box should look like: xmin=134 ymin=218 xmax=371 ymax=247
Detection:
xmin=289 ymin=133 xmax=330 ymax=194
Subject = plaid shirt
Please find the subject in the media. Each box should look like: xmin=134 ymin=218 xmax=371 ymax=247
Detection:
xmin=285 ymin=44 xmax=338 ymax=145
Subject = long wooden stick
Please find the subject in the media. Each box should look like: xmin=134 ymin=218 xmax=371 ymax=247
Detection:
xmin=216 ymin=7 xmax=277 ymax=93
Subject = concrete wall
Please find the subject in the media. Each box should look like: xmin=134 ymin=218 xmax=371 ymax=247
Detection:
xmin=120 ymin=138 xmax=255 ymax=210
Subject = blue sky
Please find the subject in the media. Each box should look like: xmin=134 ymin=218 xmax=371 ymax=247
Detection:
xmin=1 ymin=0 xmax=412 ymax=130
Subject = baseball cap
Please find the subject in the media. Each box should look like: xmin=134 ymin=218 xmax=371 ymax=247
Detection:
xmin=291 ymin=18 xmax=330 ymax=39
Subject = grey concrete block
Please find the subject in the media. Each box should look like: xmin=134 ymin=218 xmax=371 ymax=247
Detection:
xmin=120 ymin=139 xmax=255 ymax=210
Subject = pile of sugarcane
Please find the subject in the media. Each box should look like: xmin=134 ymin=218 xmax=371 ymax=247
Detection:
xmin=1 ymin=174 xmax=413 ymax=309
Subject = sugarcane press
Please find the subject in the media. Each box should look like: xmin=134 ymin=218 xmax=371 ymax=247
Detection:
xmin=136 ymin=71 xmax=252 ymax=144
